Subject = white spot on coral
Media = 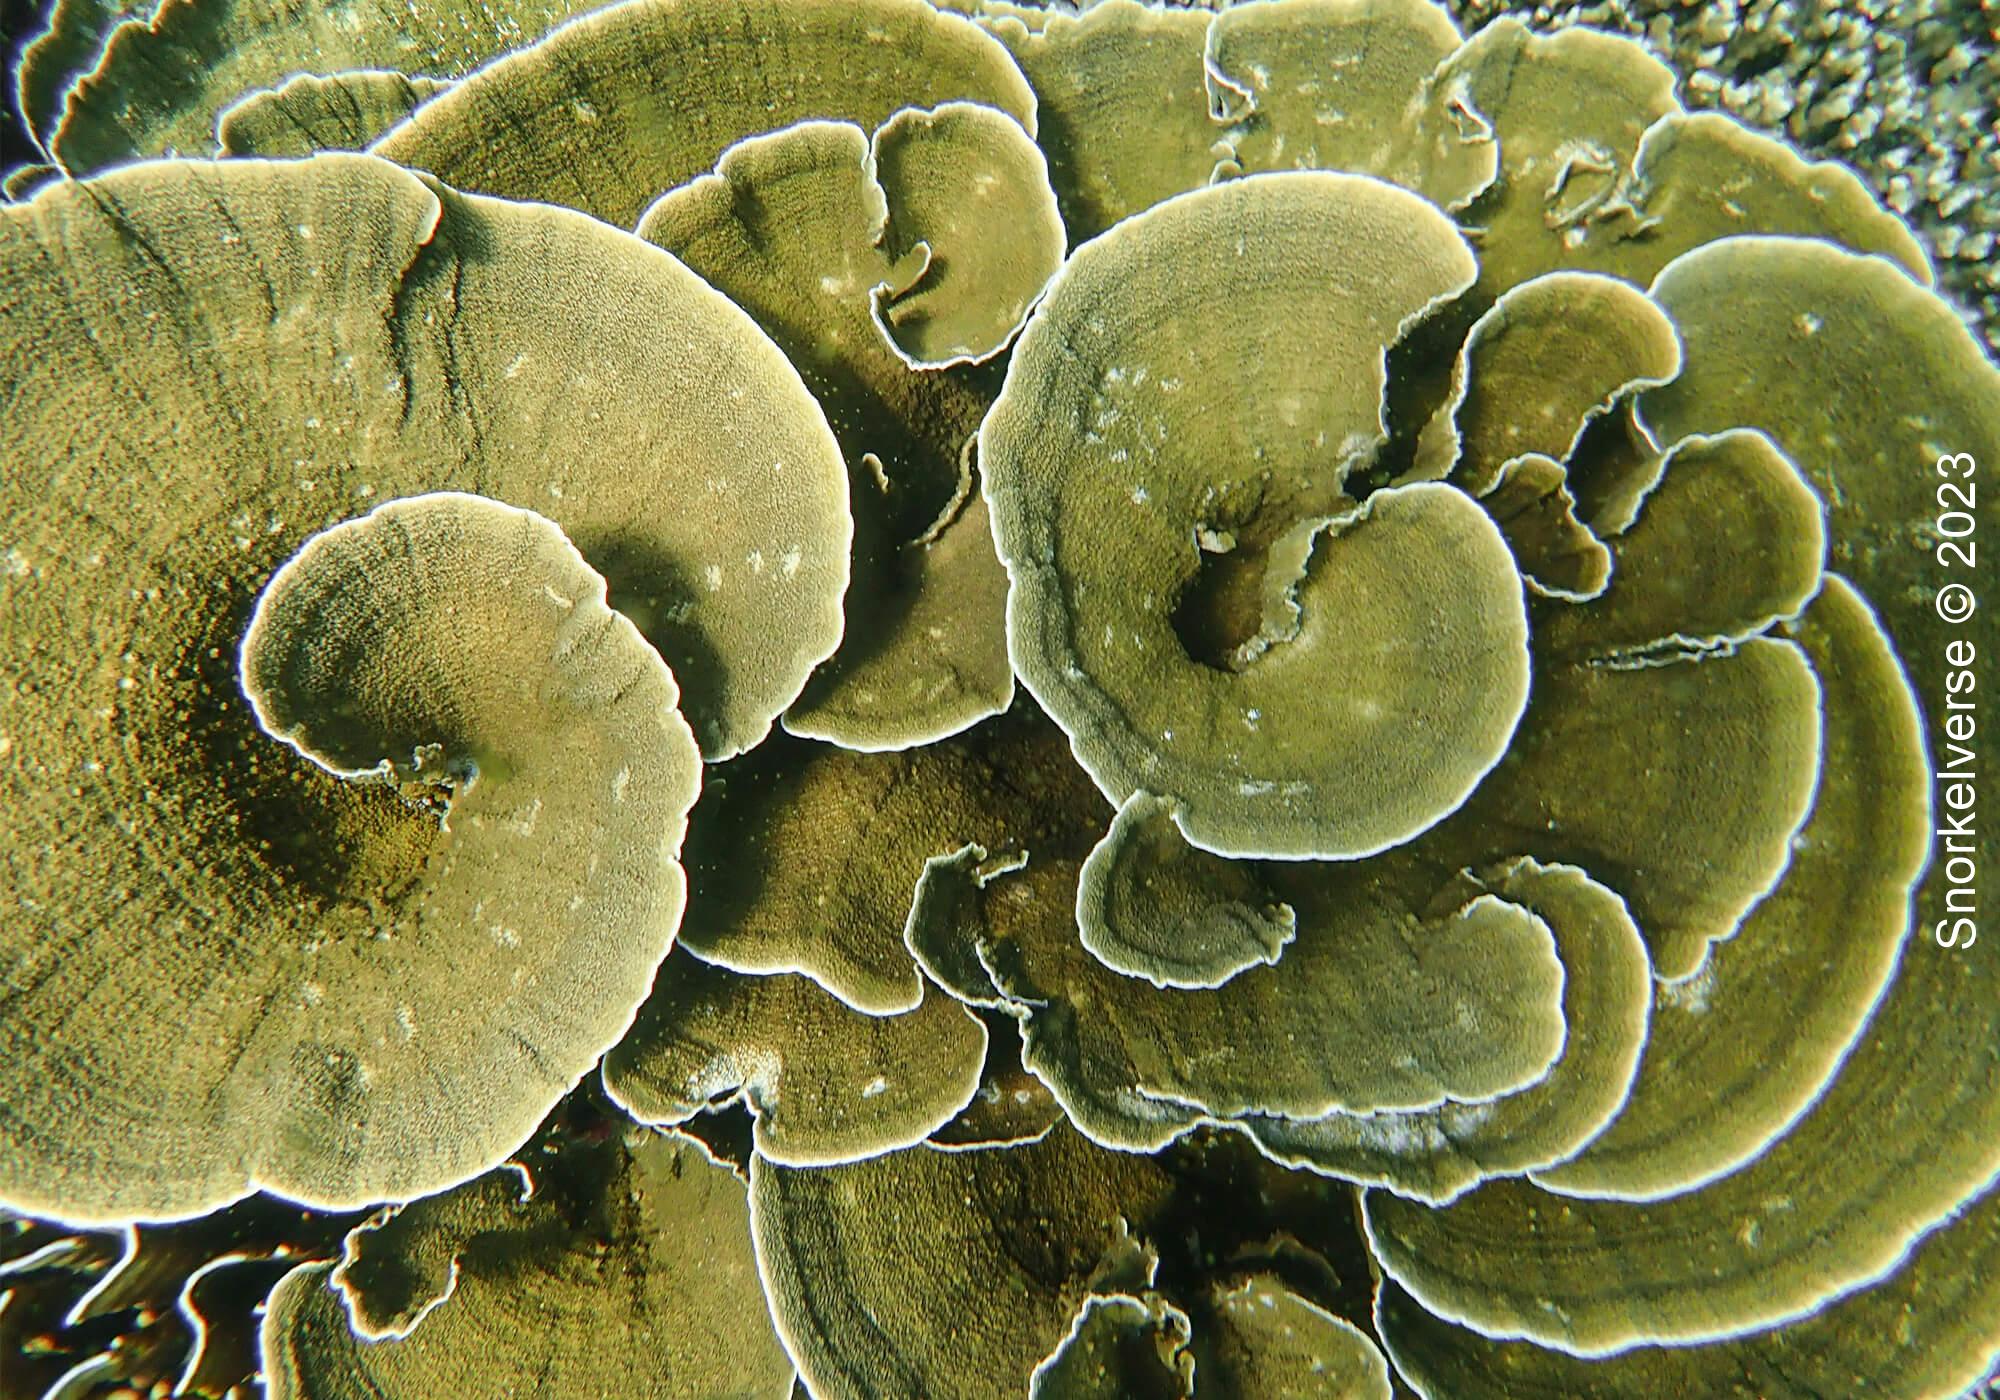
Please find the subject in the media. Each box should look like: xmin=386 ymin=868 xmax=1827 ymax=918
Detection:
xmin=704 ymin=564 xmax=724 ymax=592
xmin=611 ymin=767 xmax=630 ymax=802
xmin=1439 ymin=1099 xmax=1498 ymax=1134
xmin=861 ymin=1077 xmax=888 ymax=1099
xmin=505 ymin=800 xmax=543 ymax=837
xmin=781 ymin=547 xmax=803 ymax=578
xmin=491 ymin=925 xmax=520 ymax=948
xmin=1658 ymin=959 xmax=1716 ymax=1014
xmin=747 ymin=549 xmax=765 ymax=575
xmin=1343 ymin=1112 xmax=1449 ymax=1155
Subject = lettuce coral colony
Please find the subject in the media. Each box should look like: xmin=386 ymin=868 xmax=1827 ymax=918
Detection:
xmin=0 ymin=0 xmax=1995 ymax=1396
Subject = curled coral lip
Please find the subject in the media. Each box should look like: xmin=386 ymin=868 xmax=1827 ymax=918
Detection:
xmin=0 ymin=151 xmax=836 ymax=1228
xmin=634 ymin=102 xmax=1065 ymax=754
xmin=981 ymin=171 xmax=1537 ymax=863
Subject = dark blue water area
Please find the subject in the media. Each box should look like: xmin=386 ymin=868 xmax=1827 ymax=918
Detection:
xmin=0 ymin=0 xmax=46 ymax=167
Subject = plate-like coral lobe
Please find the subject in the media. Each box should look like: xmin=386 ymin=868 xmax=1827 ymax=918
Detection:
xmin=2 ymin=152 xmax=851 ymax=762
xmin=603 ymin=948 xmax=987 ymax=1166
xmin=1376 ymin=1179 xmax=2000 ymax=1398
xmin=13 ymin=0 xmax=153 ymax=152
xmin=1415 ymin=271 xmax=1682 ymax=492
xmin=868 ymin=102 xmax=1068 ymax=368
xmin=372 ymin=0 xmax=1038 ymax=228
xmin=1535 ymin=576 xmax=1931 ymax=1200
xmin=637 ymin=105 xmax=1059 ymax=750
xmin=1205 ymin=0 xmax=1468 ymax=202
xmin=1028 ymin=1292 xmax=1194 ymax=1399
xmin=982 ymin=171 xmax=1533 ymax=860
xmin=1201 ymin=1274 xmax=1393 ymax=1398
xmin=264 ymin=1131 xmax=795 ymax=1399
xmin=672 ymin=705 xmax=1093 ymax=1013
xmin=1532 ymin=430 xmax=1827 ymax=661
xmin=752 ymin=1125 xmax=1177 ymax=1400
xmin=0 ymin=152 xmax=846 ymax=1223
xmin=907 ymin=831 xmax=1569 ymax=1149
xmin=977 ymin=0 xmax=1218 ymax=242
xmin=4 ymin=485 xmax=702 ymax=1224
xmin=1562 ymin=111 xmax=1935 ymax=290
xmin=48 ymin=0 xmax=601 ymax=173
xmin=1474 ymin=455 xmax=1611 ymax=601
xmin=1362 ymin=233 xmax=1996 ymax=1365
xmin=1418 ymin=17 xmax=1680 ymax=301
xmin=1077 ymin=790 xmax=1297 ymax=989
xmin=216 ymin=71 xmax=452 ymax=157
xmin=1245 ymin=858 xmax=1650 ymax=1206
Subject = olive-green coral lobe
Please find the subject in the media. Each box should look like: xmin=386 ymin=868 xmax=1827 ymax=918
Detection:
xmin=982 ymin=171 xmax=1527 ymax=861
xmin=0 ymin=153 xmax=838 ymax=1224
xmin=373 ymin=0 xmax=1038 ymax=228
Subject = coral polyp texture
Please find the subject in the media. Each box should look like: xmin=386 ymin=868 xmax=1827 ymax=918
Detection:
xmin=1 ymin=0 xmax=1994 ymax=1396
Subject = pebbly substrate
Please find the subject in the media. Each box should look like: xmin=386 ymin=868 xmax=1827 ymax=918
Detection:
xmin=1440 ymin=0 xmax=2000 ymax=360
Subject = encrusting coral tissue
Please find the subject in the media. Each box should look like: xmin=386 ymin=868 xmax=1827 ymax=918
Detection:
xmin=0 ymin=0 xmax=1995 ymax=1396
